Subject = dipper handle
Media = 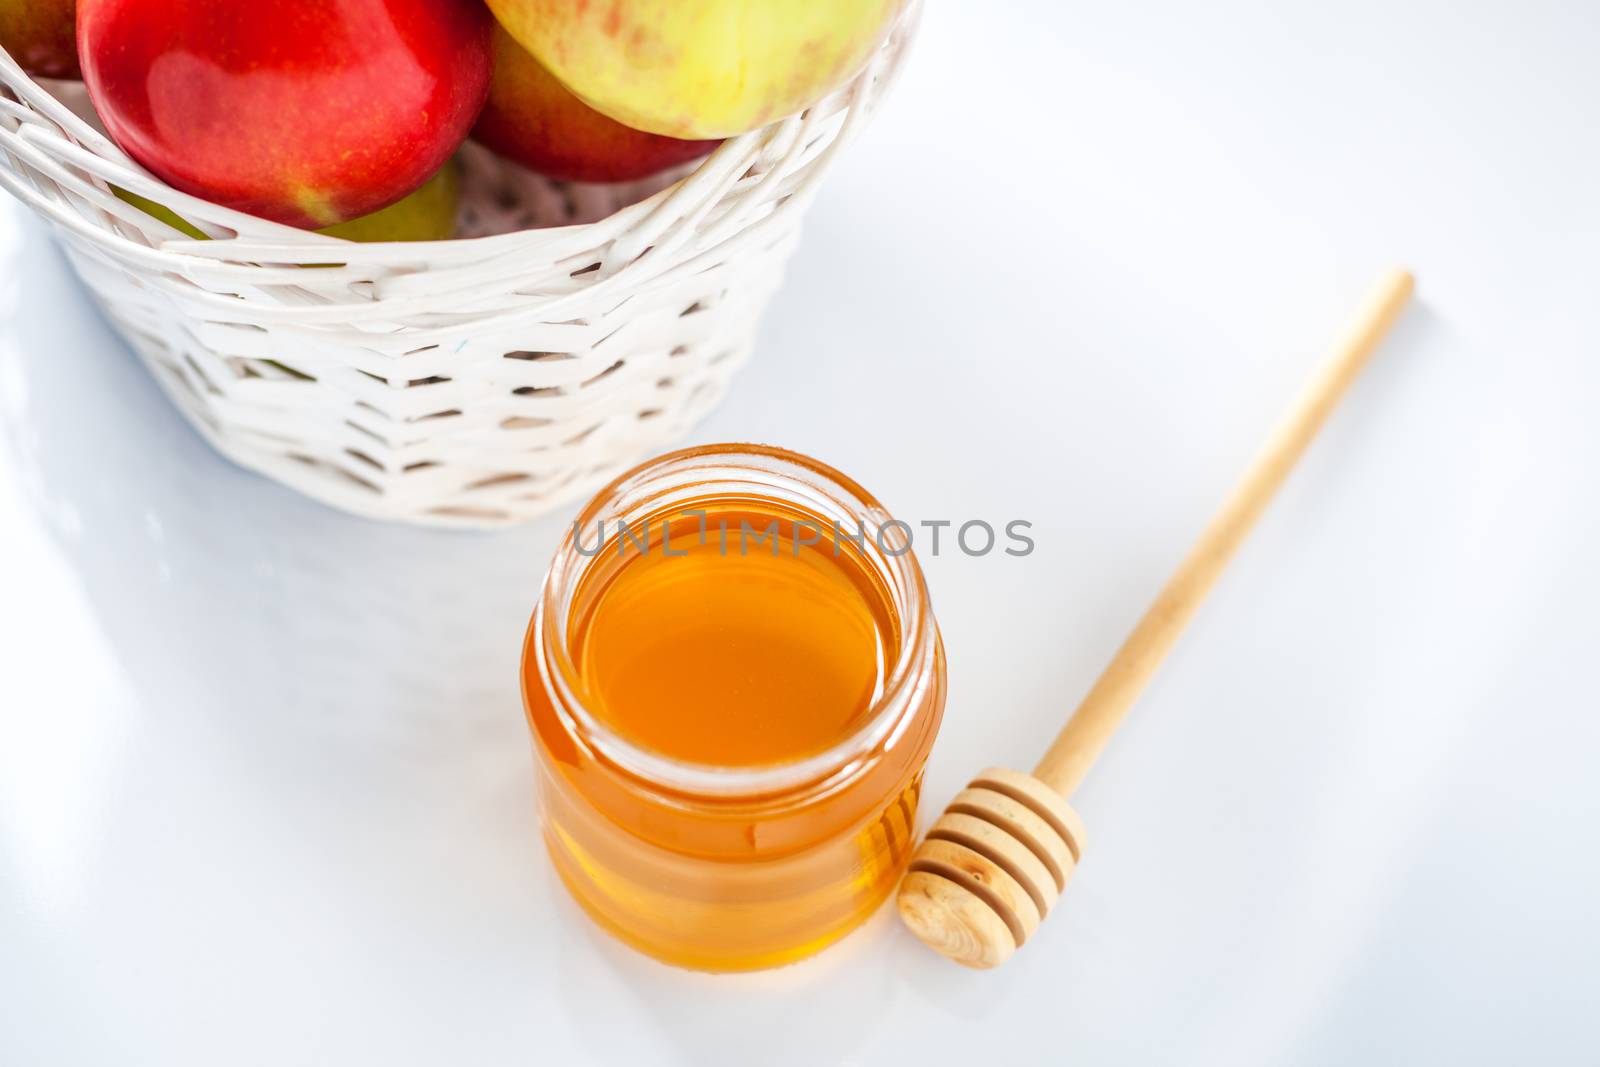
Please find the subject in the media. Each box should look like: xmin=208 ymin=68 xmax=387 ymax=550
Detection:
xmin=1033 ymin=267 xmax=1414 ymax=795
xmin=897 ymin=269 xmax=1414 ymax=969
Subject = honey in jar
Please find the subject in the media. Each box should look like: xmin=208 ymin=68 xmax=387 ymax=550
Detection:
xmin=522 ymin=444 xmax=946 ymax=970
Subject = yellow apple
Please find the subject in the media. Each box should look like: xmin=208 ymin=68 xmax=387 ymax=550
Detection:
xmin=484 ymin=0 xmax=905 ymax=139
xmin=113 ymin=161 xmax=460 ymax=243
xmin=319 ymin=160 xmax=459 ymax=242
xmin=112 ymin=186 xmax=209 ymax=239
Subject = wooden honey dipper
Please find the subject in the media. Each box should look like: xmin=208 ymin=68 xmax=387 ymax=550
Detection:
xmin=897 ymin=268 xmax=1416 ymax=969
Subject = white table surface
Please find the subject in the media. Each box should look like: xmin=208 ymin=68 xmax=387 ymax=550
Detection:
xmin=3 ymin=3 xmax=1597 ymax=1064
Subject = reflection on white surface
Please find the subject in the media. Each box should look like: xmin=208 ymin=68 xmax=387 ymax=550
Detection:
xmin=0 ymin=360 xmax=125 ymax=924
xmin=3 ymin=0 xmax=1600 ymax=1062
xmin=0 ymin=218 xmax=123 ymax=923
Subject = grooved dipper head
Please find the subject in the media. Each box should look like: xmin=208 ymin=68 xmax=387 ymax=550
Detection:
xmin=896 ymin=767 xmax=1086 ymax=969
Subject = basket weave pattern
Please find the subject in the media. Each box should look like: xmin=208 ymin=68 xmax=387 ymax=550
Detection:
xmin=0 ymin=15 xmax=915 ymax=527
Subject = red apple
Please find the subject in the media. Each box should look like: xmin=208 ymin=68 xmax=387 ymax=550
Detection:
xmin=78 ymin=0 xmax=492 ymax=229
xmin=472 ymin=25 xmax=717 ymax=184
xmin=1 ymin=0 xmax=79 ymax=79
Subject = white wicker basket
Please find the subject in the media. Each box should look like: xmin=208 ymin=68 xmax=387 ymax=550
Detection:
xmin=0 ymin=11 xmax=916 ymax=527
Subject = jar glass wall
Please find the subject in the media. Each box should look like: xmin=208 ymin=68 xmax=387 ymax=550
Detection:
xmin=521 ymin=444 xmax=946 ymax=971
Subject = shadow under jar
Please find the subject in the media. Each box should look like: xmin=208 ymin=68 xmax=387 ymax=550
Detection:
xmin=521 ymin=444 xmax=946 ymax=971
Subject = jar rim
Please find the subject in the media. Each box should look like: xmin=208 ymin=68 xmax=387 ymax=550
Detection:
xmin=523 ymin=443 xmax=941 ymax=801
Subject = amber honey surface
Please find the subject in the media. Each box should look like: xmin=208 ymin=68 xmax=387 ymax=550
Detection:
xmin=524 ymin=478 xmax=944 ymax=971
xmin=567 ymin=503 xmax=899 ymax=767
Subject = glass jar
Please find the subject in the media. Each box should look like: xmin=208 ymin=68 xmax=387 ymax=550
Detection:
xmin=521 ymin=444 xmax=946 ymax=971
